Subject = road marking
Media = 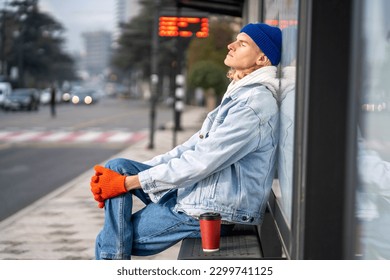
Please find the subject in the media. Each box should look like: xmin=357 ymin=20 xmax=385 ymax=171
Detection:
xmin=40 ymin=131 xmax=72 ymax=142
xmin=10 ymin=131 xmax=47 ymax=142
xmin=0 ymin=129 xmax=147 ymax=144
xmin=73 ymin=131 xmax=102 ymax=142
xmin=106 ymin=132 xmax=135 ymax=142
xmin=0 ymin=131 xmax=17 ymax=139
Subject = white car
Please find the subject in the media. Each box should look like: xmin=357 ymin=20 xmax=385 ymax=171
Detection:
xmin=39 ymin=88 xmax=63 ymax=105
xmin=0 ymin=82 xmax=12 ymax=108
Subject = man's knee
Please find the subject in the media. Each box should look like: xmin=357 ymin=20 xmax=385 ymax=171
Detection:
xmin=105 ymin=158 xmax=149 ymax=176
xmin=105 ymin=158 xmax=128 ymax=171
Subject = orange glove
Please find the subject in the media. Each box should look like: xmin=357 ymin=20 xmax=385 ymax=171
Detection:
xmin=90 ymin=165 xmax=127 ymax=208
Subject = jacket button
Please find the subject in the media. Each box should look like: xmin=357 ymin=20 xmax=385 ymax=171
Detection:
xmin=199 ymin=134 xmax=204 ymax=139
xmin=241 ymin=216 xmax=248 ymax=221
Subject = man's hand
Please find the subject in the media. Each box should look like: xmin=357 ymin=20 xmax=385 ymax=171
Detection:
xmin=90 ymin=165 xmax=127 ymax=208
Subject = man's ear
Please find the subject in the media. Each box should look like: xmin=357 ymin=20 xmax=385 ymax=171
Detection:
xmin=257 ymin=54 xmax=271 ymax=66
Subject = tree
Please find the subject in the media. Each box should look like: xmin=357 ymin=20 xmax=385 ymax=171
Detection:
xmin=187 ymin=19 xmax=235 ymax=73
xmin=111 ymin=1 xmax=238 ymax=106
xmin=188 ymin=60 xmax=227 ymax=111
xmin=2 ymin=0 xmax=76 ymax=87
xmin=187 ymin=19 xmax=236 ymax=108
xmin=111 ymin=0 xmax=177 ymax=80
xmin=188 ymin=60 xmax=227 ymax=97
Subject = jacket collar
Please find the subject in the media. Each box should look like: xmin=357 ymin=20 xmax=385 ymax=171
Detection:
xmin=224 ymin=66 xmax=279 ymax=100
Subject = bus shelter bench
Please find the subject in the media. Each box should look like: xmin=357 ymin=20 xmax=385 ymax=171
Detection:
xmin=177 ymin=206 xmax=284 ymax=260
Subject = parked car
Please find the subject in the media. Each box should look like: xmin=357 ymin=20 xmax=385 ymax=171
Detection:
xmin=3 ymin=88 xmax=40 ymax=111
xmin=361 ymin=90 xmax=389 ymax=112
xmin=0 ymin=82 xmax=12 ymax=108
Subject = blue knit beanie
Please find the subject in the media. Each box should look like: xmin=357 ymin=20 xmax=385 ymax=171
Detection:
xmin=240 ymin=23 xmax=282 ymax=66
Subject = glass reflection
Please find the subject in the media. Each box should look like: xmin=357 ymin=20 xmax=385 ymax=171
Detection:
xmin=278 ymin=25 xmax=297 ymax=224
xmin=357 ymin=0 xmax=390 ymax=259
xmin=264 ymin=0 xmax=298 ymax=226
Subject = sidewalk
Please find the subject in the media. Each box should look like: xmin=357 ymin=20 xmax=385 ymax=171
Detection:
xmin=0 ymin=106 xmax=208 ymax=260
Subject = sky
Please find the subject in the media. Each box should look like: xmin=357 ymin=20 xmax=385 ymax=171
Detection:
xmin=39 ymin=0 xmax=116 ymax=54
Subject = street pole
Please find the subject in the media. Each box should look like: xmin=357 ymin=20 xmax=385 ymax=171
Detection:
xmin=0 ymin=2 xmax=8 ymax=76
xmin=147 ymin=0 xmax=160 ymax=149
xmin=0 ymin=10 xmax=4 ymax=76
xmin=173 ymin=4 xmax=183 ymax=148
xmin=17 ymin=29 xmax=24 ymax=87
xmin=173 ymin=73 xmax=184 ymax=147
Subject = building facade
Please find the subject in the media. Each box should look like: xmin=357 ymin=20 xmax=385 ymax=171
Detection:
xmin=82 ymin=31 xmax=112 ymax=76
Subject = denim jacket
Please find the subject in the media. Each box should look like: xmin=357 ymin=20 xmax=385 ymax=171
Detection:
xmin=139 ymin=67 xmax=279 ymax=225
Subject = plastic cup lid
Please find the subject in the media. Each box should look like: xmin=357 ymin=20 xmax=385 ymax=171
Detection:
xmin=199 ymin=212 xmax=221 ymax=220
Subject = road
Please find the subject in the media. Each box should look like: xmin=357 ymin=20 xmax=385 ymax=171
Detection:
xmin=0 ymin=97 xmax=172 ymax=221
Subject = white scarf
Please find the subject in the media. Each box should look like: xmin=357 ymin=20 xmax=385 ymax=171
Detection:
xmin=224 ymin=66 xmax=279 ymax=99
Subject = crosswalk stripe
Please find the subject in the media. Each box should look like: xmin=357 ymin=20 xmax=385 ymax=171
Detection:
xmin=0 ymin=131 xmax=23 ymax=140
xmin=40 ymin=131 xmax=71 ymax=142
xmin=0 ymin=131 xmax=13 ymax=138
xmin=55 ymin=131 xmax=85 ymax=142
xmin=106 ymin=132 xmax=134 ymax=142
xmin=10 ymin=131 xmax=46 ymax=142
xmin=0 ymin=130 xmax=147 ymax=144
xmin=73 ymin=131 xmax=103 ymax=142
xmin=94 ymin=131 xmax=117 ymax=142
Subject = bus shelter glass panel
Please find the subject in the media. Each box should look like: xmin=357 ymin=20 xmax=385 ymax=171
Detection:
xmin=356 ymin=0 xmax=390 ymax=260
xmin=264 ymin=0 xmax=299 ymax=226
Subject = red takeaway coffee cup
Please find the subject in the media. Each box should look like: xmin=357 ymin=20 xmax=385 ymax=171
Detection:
xmin=199 ymin=212 xmax=222 ymax=252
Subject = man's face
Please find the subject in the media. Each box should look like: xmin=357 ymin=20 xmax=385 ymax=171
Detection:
xmin=224 ymin=32 xmax=262 ymax=71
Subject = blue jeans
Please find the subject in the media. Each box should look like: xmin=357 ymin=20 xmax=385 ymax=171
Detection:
xmin=95 ymin=158 xmax=233 ymax=260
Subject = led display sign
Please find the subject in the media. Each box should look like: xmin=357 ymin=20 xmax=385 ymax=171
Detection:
xmin=159 ymin=16 xmax=209 ymax=38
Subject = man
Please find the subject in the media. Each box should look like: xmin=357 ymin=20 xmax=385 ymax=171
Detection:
xmin=91 ymin=23 xmax=282 ymax=259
